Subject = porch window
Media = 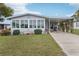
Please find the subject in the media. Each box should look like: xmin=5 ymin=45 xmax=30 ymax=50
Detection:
xmin=29 ymin=20 xmax=32 ymax=28
xmin=16 ymin=20 xmax=19 ymax=28
xmin=12 ymin=20 xmax=19 ymax=28
xmin=40 ymin=20 xmax=44 ymax=28
xmin=12 ymin=20 xmax=15 ymax=28
xmin=21 ymin=20 xmax=25 ymax=28
xmin=25 ymin=20 xmax=28 ymax=28
xmin=37 ymin=20 xmax=44 ymax=28
xmin=37 ymin=20 xmax=40 ymax=28
xmin=21 ymin=20 xmax=28 ymax=28
xmin=33 ymin=20 xmax=36 ymax=28
xmin=29 ymin=20 xmax=36 ymax=28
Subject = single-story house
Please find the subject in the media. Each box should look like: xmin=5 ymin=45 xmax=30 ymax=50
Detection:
xmin=8 ymin=13 xmax=79 ymax=34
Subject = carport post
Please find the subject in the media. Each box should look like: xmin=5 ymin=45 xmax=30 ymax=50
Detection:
xmin=49 ymin=18 xmax=50 ymax=32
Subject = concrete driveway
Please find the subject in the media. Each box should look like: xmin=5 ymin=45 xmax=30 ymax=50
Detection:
xmin=50 ymin=32 xmax=79 ymax=56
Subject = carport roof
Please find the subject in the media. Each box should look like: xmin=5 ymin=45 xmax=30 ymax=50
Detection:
xmin=49 ymin=17 xmax=73 ymax=22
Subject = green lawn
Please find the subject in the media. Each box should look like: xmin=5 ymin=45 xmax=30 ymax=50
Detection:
xmin=0 ymin=34 xmax=65 ymax=56
xmin=72 ymin=29 xmax=79 ymax=35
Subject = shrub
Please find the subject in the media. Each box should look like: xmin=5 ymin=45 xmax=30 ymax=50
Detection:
xmin=13 ymin=30 xmax=20 ymax=35
xmin=0 ymin=29 xmax=11 ymax=36
xmin=71 ymin=29 xmax=73 ymax=33
xmin=34 ymin=29 xmax=42 ymax=34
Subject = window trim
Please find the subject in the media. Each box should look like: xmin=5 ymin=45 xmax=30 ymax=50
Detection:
xmin=29 ymin=20 xmax=36 ymax=28
xmin=21 ymin=20 xmax=28 ymax=28
xmin=12 ymin=20 xmax=19 ymax=28
xmin=37 ymin=20 xmax=44 ymax=28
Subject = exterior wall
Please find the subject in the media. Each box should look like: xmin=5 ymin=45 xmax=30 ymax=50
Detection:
xmin=73 ymin=18 xmax=79 ymax=29
xmin=11 ymin=15 xmax=45 ymax=34
xmin=73 ymin=22 xmax=79 ymax=29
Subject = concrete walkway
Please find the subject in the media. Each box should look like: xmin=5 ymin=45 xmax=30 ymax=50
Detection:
xmin=50 ymin=32 xmax=79 ymax=56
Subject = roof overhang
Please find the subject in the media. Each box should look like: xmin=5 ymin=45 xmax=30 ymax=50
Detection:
xmin=8 ymin=13 xmax=47 ymax=19
xmin=7 ymin=13 xmax=74 ymax=22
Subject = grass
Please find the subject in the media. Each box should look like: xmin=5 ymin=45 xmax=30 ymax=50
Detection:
xmin=0 ymin=34 xmax=65 ymax=56
xmin=72 ymin=29 xmax=79 ymax=35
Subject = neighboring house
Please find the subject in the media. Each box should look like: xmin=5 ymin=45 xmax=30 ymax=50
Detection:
xmin=0 ymin=20 xmax=11 ymax=29
xmin=8 ymin=13 xmax=76 ymax=34
xmin=0 ymin=15 xmax=11 ymax=30
xmin=73 ymin=17 xmax=79 ymax=29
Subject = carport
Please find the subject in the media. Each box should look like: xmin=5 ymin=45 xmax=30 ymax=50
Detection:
xmin=47 ymin=17 xmax=73 ymax=32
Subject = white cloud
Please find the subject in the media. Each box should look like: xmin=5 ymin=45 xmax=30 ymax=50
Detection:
xmin=62 ymin=3 xmax=79 ymax=17
xmin=5 ymin=3 xmax=41 ymax=16
xmin=65 ymin=13 xmax=74 ymax=17
xmin=68 ymin=3 xmax=79 ymax=8
xmin=66 ymin=3 xmax=79 ymax=17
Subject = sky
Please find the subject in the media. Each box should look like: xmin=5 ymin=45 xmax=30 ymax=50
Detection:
xmin=6 ymin=3 xmax=79 ymax=17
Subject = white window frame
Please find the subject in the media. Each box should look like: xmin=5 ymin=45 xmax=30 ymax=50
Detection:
xmin=21 ymin=20 xmax=28 ymax=28
xmin=29 ymin=20 xmax=36 ymax=28
xmin=25 ymin=20 xmax=28 ymax=28
xmin=12 ymin=20 xmax=19 ymax=28
xmin=37 ymin=20 xmax=44 ymax=28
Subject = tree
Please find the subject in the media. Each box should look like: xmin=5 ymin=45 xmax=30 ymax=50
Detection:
xmin=72 ymin=9 xmax=79 ymax=18
xmin=0 ymin=3 xmax=13 ymax=17
xmin=75 ymin=10 xmax=79 ymax=17
xmin=72 ymin=9 xmax=79 ymax=22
